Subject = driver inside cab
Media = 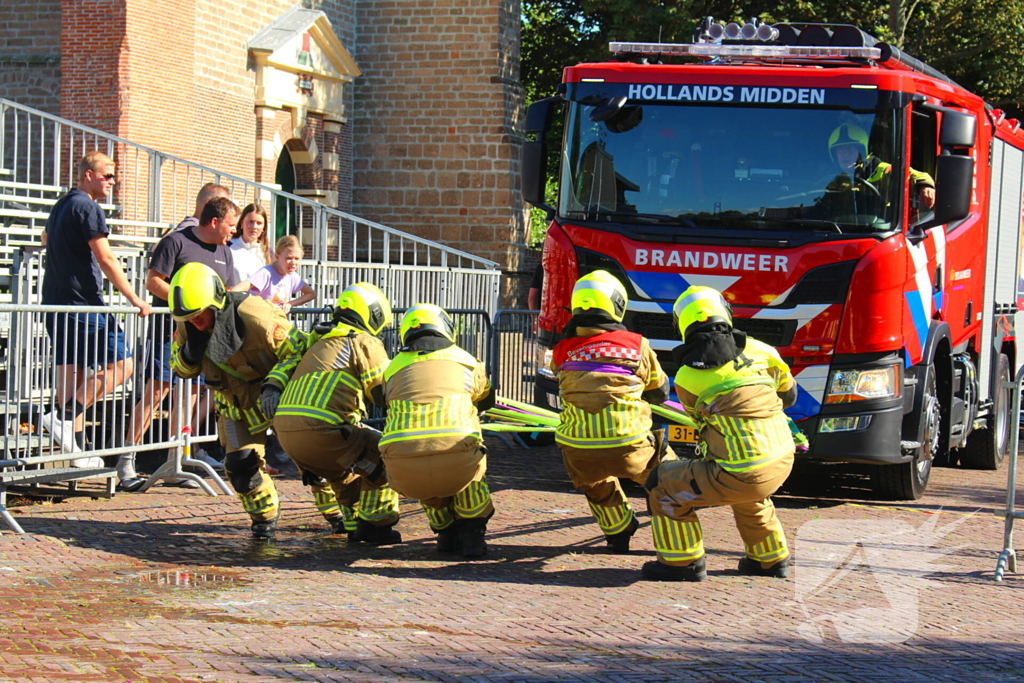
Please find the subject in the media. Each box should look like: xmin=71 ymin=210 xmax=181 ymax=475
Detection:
xmin=822 ymin=123 xmax=935 ymax=211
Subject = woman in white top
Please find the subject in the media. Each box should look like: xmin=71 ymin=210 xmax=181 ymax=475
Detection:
xmin=229 ymin=203 xmax=272 ymax=282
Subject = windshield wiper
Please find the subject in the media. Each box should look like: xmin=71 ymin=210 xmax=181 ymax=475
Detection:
xmin=569 ymin=210 xmax=699 ymax=228
xmin=691 ymin=214 xmax=844 ymax=234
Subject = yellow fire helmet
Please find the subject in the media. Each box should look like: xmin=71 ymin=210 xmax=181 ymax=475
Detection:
xmin=570 ymin=269 xmax=627 ymax=322
xmin=169 ymin=262 xmax=227 ymax=322
xmin=334 ymin=282 xmax=393 ymax=335
xmin=399 ymin=303 xmax=456 ymax=345
xmin=828 ymin=123 xmax=869 ymax=162
xmin=672 ymin=285 xmax=733 ymax=340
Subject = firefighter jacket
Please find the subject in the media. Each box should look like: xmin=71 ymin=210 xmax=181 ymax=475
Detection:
xmin=551 ymin=327 xmax=667 ymax=449
xmin=674 ymin=337 xmax=796 ymax=473
xmin=275 ymin=322 xmax=388 ymax=428
xmin=825 ymin=155 xmax=934 ymax=199
xmin=170 ymin=295 xmax=306 ymax=433
xmin=380 ymin=344 xmax=490 ymax=458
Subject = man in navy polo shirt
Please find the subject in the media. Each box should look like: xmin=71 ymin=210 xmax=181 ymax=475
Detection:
xmin=40 ymin=151 xmax=152 ymax=463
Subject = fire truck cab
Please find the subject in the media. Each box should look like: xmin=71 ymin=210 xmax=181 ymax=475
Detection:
xmin=522 ymin=22 xmax=1024 ymax=500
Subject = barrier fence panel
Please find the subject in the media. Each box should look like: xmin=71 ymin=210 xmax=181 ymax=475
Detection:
xmin=0 ymin=305 xmax=217 ymax=483
xmin=492 ymin=310 xmax=542 ymax=406
xmin=994 ymin=365 xmax=1024 ymax=580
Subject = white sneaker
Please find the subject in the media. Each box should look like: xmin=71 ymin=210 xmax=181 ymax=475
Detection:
xmin=71 ymin=456 xmax=104 ymax=468
xmin=40 ymin=411 xmax=83 ymax=454
xmin=193 ymin=448 xmax=224 ymax=471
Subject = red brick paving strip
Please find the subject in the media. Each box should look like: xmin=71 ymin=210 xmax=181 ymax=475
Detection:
xmin=1 ymin=444 xmax=1023 ymax=682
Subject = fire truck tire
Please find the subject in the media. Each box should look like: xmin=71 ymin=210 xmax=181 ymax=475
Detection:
xmin=872 ymin=368 xmax=939 ymax=500
xmin=960 ymin=354 xmax=1011 ymax=471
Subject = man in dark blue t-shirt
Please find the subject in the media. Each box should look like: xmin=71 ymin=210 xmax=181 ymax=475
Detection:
xmin=40 ymin=151 xmax=152 ymax=462
xmin=118 ymin=195 xmax=239 ymax=490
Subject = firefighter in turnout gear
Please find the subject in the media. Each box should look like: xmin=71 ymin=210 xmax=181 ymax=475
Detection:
xmin=380 ymin=304 xmax=495 ymax=558
xmin=168 ymin=262 xmax=305 ymax=539
xmin=642 ymin=285 xmax=796 ymax=582
xmin=550 ymin=270 xmax=673 ymax=554
xmin=273 ymin=283 xmax=402 ymax=545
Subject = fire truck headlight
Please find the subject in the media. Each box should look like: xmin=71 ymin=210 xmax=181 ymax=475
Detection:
xmin=825 ymin=366 xmax=900 ymax=403
xmin=537 ymin=346 xmax=555 ymax=379
xmin=819 ymin=416 xmax=872 ymax=433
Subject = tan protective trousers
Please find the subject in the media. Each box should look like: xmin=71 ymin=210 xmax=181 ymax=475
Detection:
xmin=559 ymin=432 xmax=676 ymax=535
xmin=646 ymin=450 xmax=794 ymax=567
xmin=218 ymin=414 xmax=278 ymax=523
xmin=276 ymin=421 xmax=399 ymax=527
xmin=384 ymin=444 xmax=493 ymax=520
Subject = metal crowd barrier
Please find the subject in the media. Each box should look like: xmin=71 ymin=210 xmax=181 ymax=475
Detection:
xmin=0 ymin=304 xmax=228 ymax=533
xmin=994 ymin=364 xmax=1024 ymax=580
xmin=491 ymin=309 xmax=541 ymax=406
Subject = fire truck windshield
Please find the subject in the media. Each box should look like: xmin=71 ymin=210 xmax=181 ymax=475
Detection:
xmin=560 ymin=100 xmax=905 ymax=234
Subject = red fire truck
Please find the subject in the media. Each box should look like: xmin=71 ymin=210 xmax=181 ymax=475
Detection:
xmin=522 ymin=21 xmax=1024 ymax=500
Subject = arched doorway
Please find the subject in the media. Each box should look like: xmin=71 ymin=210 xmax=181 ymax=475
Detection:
xmin=274 ymin=147 xmax=296 ymax=241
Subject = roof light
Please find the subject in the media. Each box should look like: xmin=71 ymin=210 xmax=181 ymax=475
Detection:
xmin=610 ymin=41 xmax=881 ymax=61
xmin=581 ymin=78 xmax=605 ymax=82
xmin=850 ymin=84 xmax=878 ymax=89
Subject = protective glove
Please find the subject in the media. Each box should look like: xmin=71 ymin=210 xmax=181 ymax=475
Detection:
xmin=300 ymin=468 xmax=328 ymax=487
xmin=181 ymin=324 xmax=210 ymax=365
xmin=259 ymin=386 xmax=282 ymax=420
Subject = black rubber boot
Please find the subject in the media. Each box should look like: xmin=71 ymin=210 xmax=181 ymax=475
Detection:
xmin=604 ymin=516 xmax=639 ymax=554
xmin=351 ymin=519 xmax=402 ymax=545
xmin=459 ymin=518 xmax=488 ymax=559
xmin=436 ymin=523 xmax=462 ymax=553
xmin=641 ymin=557 xmax=707 ymax=582
xmin=325 ymin=515 xmax=347 ymax=536
xmin=737 ymin=556 xmax=790 ymax=579
xmin=251 ymin=516 xmax=279 ymax=540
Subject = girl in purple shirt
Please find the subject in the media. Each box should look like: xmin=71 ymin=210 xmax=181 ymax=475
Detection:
xmin=231 ymin=235 xmax=316 ymax=313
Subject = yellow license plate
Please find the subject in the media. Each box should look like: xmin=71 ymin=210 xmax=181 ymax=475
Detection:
xmin=667 ymin=425 xmax=698 ymax=443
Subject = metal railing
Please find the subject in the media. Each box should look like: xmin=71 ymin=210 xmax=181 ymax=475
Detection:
xmin=994 ymin=365 xmax=1024 ymax=580
xmin=0 ymin=98 xmax=499 ymax=271
xmin=0 ymin=304 xmax=230 ymax=532
xmin=9 ymin=249 xmax=502 ymax=319
xmin=491 ymin=309 xmax=541 ymax=405
xmin=1 ymin=301 xmax=550 ymax=531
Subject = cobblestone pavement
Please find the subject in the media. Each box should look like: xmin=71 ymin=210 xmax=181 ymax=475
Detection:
xmin=2 ymin=441 xmax=1023 ymax=683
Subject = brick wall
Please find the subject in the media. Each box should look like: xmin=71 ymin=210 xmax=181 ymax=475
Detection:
xmin=353 ymin=0 xmax=528 ymax=304
xmin=0 ymin=0 xmax=62 ymax=114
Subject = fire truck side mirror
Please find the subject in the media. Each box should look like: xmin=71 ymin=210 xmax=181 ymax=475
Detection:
xmin=915 ymin=155 xmax=974 ymax=233
xmin=522 ymin=98 xmax=560 ymax=214
xmin=939 ymin=110 xmax=976 ymax=148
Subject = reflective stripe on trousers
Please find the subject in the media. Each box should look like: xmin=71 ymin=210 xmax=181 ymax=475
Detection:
xmin=651 ymin=515 xmax=704 ymax=565
xmin=357 ymin=486 xmax=400 ymax=524
xmin=423 ymin=504 xmax=455 ymax=531
xmin=454 ymin=479 xmax=492 ymax=519
xmin=237 ymin=478 xmax=279 ymax=523
xmin=588 ymin=500 xmax=634 ymax=536
xmin=746 ymin=528 xmax=788 ymax=564
xmin=313 ymin=488 xmax=341 ymax=520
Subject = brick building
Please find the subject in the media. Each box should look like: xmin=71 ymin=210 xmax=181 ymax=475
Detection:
xmin=0 ymin=0 xmax=530 ymax=302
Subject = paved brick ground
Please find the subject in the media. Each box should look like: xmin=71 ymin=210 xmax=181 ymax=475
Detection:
xmin=2 ymin=442 xmax=1023 ymax=682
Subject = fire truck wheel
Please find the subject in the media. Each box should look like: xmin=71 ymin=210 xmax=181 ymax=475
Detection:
xmin=960 ymin=354 xmax=1011 ymax=471
xmin=872 ymin=368 xmax=939 ymax=500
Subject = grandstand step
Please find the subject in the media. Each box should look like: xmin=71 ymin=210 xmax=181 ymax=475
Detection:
xmin=0 ymin=464 xmax=116 ymax=487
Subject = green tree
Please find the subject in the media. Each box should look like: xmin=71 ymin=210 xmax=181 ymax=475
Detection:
xmin=522 ymin=1 xmax=1024 ymax=113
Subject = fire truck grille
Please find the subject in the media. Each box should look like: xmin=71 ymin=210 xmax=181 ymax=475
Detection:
xmin=626 ymin=311 xmax=796 ymax=348
xmin=732 ymin=318 xmax=797 ymax=348
xmin=627 ymin=312 xmax=681 ymax=341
